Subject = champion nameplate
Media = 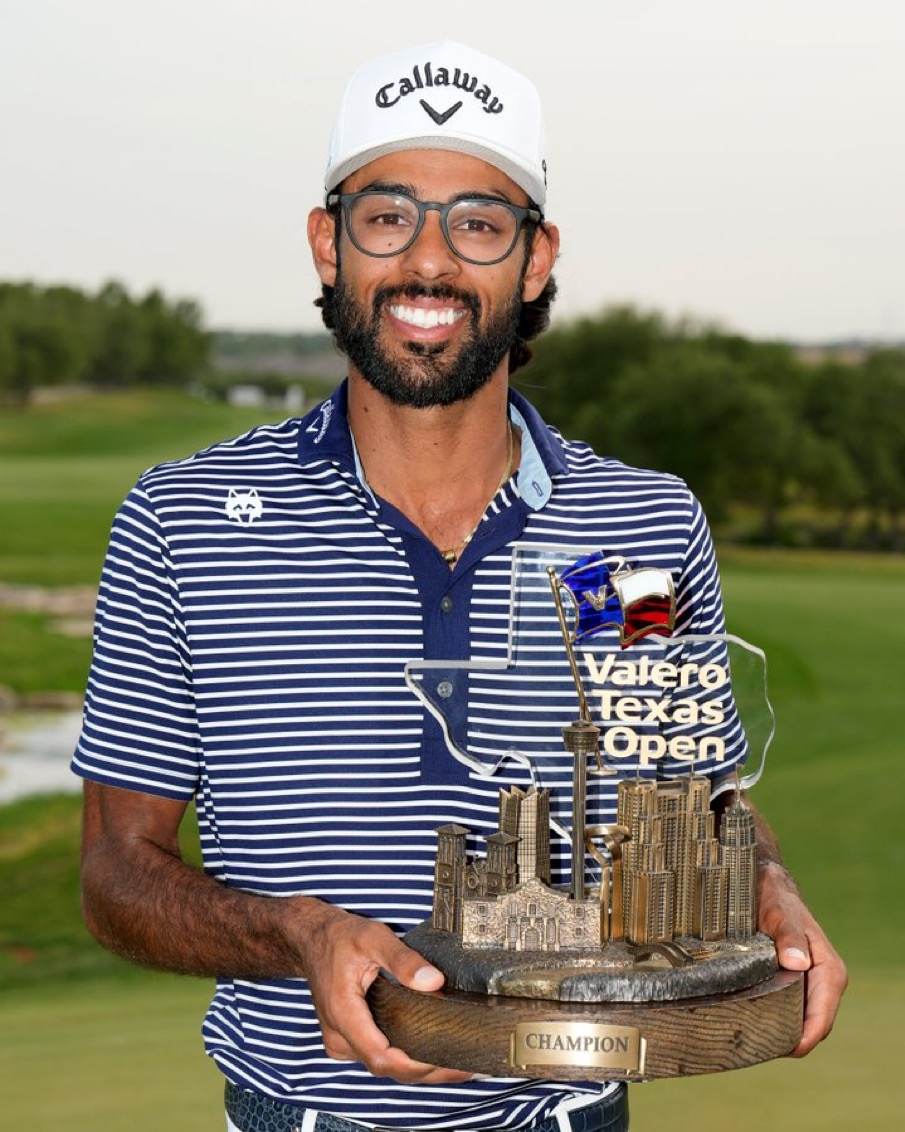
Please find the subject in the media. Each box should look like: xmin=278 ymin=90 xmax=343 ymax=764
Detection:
xmin=510 ymin=1022 xmax=646 ymax=1073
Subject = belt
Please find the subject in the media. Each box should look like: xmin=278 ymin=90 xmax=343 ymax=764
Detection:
xmin=225 ymin=1081 xmax=629 ymax=1132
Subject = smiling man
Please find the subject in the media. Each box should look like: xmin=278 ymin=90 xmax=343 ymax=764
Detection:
xmin=73 ymin=40 xmax=846 ymax=1132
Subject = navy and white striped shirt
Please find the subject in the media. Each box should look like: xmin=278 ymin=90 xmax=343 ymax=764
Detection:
xmin=73 ymin=382 xmax=728 ymax=1129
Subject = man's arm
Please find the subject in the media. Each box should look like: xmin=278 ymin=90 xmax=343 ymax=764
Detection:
xmin=80 ymin=780 xmax=469 ymax=1085
xmin=715 ymin=792 xmax=848 ymax=1056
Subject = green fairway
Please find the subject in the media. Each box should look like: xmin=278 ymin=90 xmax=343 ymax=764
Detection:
xmin=0 ymin=389 xmax=286 ymax=588
xmin=1 ymin=390 xmax=903 ymax=1129
xmin=1 ymin=975 xmax=225 ymax=1131
xmin=717 ymin=549 xmax=904 ymax=972
xmin=0 ymin=390 xmax=296 ymax=692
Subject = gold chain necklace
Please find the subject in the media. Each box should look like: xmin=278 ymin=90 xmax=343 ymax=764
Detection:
xmin=440 ymin=422 xmax=515 ymax=567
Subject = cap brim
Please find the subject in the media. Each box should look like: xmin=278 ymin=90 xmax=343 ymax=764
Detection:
xmin=325 ymin=136 xmax=545 ymax=209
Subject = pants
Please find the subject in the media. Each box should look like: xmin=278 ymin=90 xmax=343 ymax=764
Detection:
xmin=225 ymin=1084 xmax=630 ymax=1132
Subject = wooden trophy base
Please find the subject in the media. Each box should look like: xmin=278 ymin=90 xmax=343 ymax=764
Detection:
xmin=369 ymin=969 xmax=804 ymax=1080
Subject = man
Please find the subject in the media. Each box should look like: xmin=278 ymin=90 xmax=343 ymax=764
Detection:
xmin=73 ymin=40 xmax=846 ymax=1132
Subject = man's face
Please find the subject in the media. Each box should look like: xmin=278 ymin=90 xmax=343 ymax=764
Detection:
xmin=316 ymin=151 xmax=540 ymax=409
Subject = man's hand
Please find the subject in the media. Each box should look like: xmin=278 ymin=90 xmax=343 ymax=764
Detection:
xmin=302 ymin=902 xmax=472 ymax=1085
xmin=757 ymin=860 xmax=848 ymax=1057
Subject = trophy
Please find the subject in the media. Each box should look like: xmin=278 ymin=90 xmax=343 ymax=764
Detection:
xmin=369 ymin=546 xmax=803 ymax=1080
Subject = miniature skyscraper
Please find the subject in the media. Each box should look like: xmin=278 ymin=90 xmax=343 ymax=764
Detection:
xmin=721 ymin=794 xmax=758 ymax=940
xmin=499 ymin=786 xmax=551 ymax=885
xmin=695 ymin=831 xmax=729 ymax=940
xmin=625 ymin=812 xmax=676 ymax=944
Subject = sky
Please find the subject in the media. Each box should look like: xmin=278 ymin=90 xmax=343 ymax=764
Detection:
xmin=2 ymin=0 xmax=903 ymax=342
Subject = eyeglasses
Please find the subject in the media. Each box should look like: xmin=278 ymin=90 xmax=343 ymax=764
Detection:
xmin=326 ymin=190 xmax=543 ymax=266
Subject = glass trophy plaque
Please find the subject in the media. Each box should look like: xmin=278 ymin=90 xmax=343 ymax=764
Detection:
xmin=369 ymin=546 xmax=803 ymax=1079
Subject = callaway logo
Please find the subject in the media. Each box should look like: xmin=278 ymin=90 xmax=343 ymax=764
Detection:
xmin=306 ymin=400 xmax=333 ymax=445
xmin=225 ymin=487 xmax=263 ymax=525
xmin=375 ymin=60 xmax=504 ymax=119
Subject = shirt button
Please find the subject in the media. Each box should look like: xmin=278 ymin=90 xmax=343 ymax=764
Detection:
xmin=437 ymin=681 xmax=454 ymax=699
xmin=440 ymin=595 xmax=454 ymax=614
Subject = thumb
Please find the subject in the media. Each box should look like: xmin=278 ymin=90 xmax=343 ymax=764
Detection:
xmin=777 ymin=941 xmax=811 ymax=972
xmin=772 ymin=921 xmax=812 ymax=972
xmin=381 ymin=936 xmax=446 ymax=994
xmin=409 ymin=963 xmax=446 ymax=992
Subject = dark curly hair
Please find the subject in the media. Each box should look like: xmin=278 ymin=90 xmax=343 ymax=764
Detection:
xmin=314 ymin=215 xmax=558 ymax=376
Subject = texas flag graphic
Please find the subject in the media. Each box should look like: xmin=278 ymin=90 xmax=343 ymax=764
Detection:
xmin=556 ymin=552 xmax=676 ymax=647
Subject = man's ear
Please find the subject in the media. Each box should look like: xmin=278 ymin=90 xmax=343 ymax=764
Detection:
xmin=307 ymin=207 xmax=338 ymax=287
xmin=521 ymin=222 xmax=560 ymax=303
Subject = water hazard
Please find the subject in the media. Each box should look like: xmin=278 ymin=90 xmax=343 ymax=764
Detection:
xmin=0 ymin=709 xmax=83 ymax=804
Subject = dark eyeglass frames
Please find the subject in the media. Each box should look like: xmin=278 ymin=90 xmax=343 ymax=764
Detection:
xmin=326 ymin=190 xmax=542 ymax=266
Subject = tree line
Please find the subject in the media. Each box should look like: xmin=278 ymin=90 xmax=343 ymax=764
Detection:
xmin=519 ymin=305 xmax=905 ymax=551
xmin=0 ymin=280 xmax=209 ymax=401
xmin=3 ymin=284 xmax=903 ymax=550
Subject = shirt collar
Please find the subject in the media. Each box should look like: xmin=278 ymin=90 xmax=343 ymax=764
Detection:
xmin=508 ymin=387 xmax=567 ymax=510
xmin=295 ymin=379 xmax=567 ymax=512
xmin=296 ymin=379 xmax=357 ymax=471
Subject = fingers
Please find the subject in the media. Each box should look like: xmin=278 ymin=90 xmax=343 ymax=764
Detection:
xmin=757 ymin=866 xmax=847 ymax=1057
xmin=303 ymin=905 xmax=470 ymax=1083
xmin=787 ymin=929 xmax=848 ymax=1058
xmin=318 ymin=970 xmax=469 ymax=1083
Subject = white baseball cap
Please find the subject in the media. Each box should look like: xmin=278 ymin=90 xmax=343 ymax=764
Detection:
xmin=325 ymin=40 xmax=548 ymax=209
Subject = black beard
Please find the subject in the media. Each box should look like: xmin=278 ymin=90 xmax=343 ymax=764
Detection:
xmin=330 ymin=275 xmax=523 ymax=409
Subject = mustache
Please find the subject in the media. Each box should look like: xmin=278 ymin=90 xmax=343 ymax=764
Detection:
xmin=373 ymin=283 xmax=480 ymax=318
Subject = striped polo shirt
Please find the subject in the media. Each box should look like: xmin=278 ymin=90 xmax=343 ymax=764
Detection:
xmin=72 ymin=381 xmax=734 ymax=1129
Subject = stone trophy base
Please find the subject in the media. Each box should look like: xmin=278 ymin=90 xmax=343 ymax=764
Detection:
xmin=368 ymin=926 xmax=804 ymax=1080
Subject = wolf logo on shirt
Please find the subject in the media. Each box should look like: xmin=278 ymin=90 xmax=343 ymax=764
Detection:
xmin=225 ymin=487 xmax=263 ymax=525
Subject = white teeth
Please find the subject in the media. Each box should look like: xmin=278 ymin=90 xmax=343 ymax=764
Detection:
xmin=388 ymin=304 xmax=464 ymax=329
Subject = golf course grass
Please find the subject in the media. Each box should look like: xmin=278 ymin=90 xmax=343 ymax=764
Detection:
xmin=1 ymin=390 xmax=903 ymax=1129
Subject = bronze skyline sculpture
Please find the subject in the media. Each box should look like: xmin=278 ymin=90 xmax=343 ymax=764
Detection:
xmin=432 ymin=775 xmax=757 ymax=953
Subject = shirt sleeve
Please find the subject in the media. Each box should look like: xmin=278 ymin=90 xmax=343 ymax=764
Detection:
xmin=664 ymin=488 xmax=749 ymax=779
xmin=71 ymin=481 xmax=201 ymax=800
xmin=674 ymin=489 xmax=726 ymax=635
